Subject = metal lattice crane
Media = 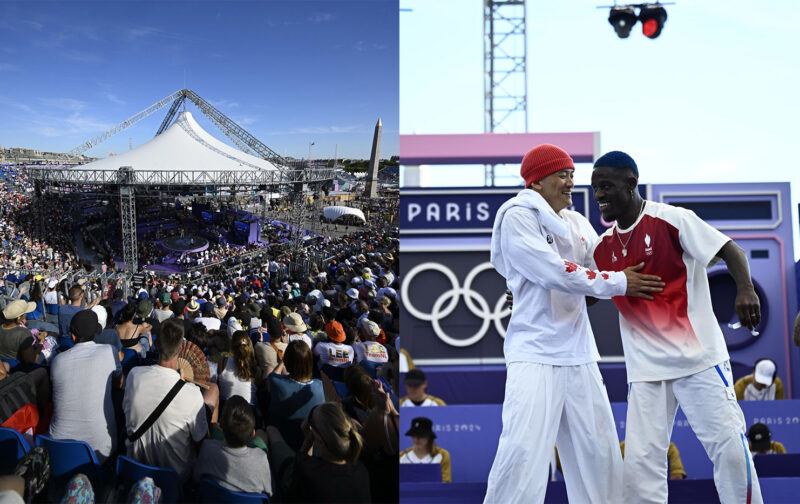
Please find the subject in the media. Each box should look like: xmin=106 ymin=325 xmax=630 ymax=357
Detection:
xmin=58 ymin=89 xmax=293 ymax=178
xmin=56 ymin=90 xmax=183 ymax=162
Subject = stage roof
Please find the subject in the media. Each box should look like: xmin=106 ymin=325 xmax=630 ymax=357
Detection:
xmin=73 ymin=111 xmax=278 ymax=173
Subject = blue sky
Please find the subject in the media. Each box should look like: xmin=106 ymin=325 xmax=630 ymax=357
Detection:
xmin=0 ymin=0 xmax=398 ymax=160
xmin=400 ymin=0 xmax=800 ymax=254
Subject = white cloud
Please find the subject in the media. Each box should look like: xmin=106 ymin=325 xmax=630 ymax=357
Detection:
xmin=104 ymin=93 xmax=125 ymax=106
xmin=308 ymin=13 xmax=335 ymax=23
xmin=40 ymin=98 xmax=86 ymax=112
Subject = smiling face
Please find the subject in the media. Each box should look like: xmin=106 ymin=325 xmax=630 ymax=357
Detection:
xmin=531 ymin=169 xmax=575 ymax=213
xmin=591 ymin=166 xmax=637 ymax=222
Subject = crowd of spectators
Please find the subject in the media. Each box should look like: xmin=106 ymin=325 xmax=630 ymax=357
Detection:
xmin=0 ymin=164 xmax=400 ymax=502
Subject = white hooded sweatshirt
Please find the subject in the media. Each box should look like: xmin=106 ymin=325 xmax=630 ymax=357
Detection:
xmin=490 ymin=189 xmax=627 ymax=365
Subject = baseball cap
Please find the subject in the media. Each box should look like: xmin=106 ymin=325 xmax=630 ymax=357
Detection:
xmin=47 ymin=278 xmax=58 ymax=289
xmin=161 ymin=292 xmax=171 ymax=306
xmin=90 ymin=305 xmax=108 ymax=329
xmin=754 ymin=359 xmax=776 ymax=386
xmin=405 ymin=368 xmax=426 ymax=386
xmin=361 ymin=319 xmax=380 ymax=338
xmin=747 ymin=423 xmax=771 ymax=452
xmin=136 ymin=299 xmax=153 ymax=319
xmin=405 ymin=417 xmax=436 ymax=439
xmin=216 ymin=296 xmax=226 ymax=307
xmin=70 ymin=309 xmax=102 ymax=340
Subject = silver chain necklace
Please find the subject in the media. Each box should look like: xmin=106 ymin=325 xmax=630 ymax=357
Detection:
xmin=615 ymin=199 xmax=646 ymax=257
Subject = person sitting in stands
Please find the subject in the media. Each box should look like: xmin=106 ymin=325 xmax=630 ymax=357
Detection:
xmin=400 ymin=416 xmax=452 ymax=483
xmin=123 ymin=318 xmax=208 ymax=483
xmin=153 ymin=293 xmax=174 ymax=323
xmin=49 ymin=309 xmax=122 ymax=464
xmin=400 ymin=369 xmax=446 ymax=407
xmin=116 ymin=303 xmax=152 ymax=357
xmin=734 ymin=358 xmax=784 ymax=400
xmin=194 ymin=395 xmax=272 ymax=496
xmin=254 ymin=317 xmax=287 ymax=379
xmin=266 ymin=401 xmax=371 ymax=503
xmin=747 ymin=423 xmax=786 ymax=454
xmin=314 ymin=320 xmax=355 ymax=370
xmin=268 ymin=340 xmax=325 ymax=450
xmin=284 ymin=312 xmax=313 ymax=349
xmin=218 ymin=331 xmax=257 ymax=404
xmin=0 ymin=300 xmax=40 ymax=364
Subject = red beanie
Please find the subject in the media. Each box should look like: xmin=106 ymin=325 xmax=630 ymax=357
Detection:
xmin=520 ymin=144 xmax=575 ymax=187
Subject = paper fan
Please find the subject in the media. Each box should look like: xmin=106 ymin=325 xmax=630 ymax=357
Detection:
xmin=177 ymin=340 xmax=210 ymax=389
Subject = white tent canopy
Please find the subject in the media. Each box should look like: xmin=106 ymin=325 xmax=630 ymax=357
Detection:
xmin=323 ymin=205 xmax=366 ymax=223
xmin=73 ymin=111 xmax=278 ymax=173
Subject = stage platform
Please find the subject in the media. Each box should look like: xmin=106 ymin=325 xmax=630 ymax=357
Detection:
xmin=160 ymin=235 xmax=209 ymax=253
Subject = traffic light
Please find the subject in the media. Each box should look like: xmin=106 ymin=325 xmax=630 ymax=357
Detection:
xmin=604 ymin=3 xmax=669 ymax=40
xmin=638 ymin=4 xmax=668 ymax=39
xmin=608 ymin=6 xmax=638 ymax=38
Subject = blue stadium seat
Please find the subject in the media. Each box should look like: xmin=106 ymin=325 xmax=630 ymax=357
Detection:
xmin=121 ymin=348 xmax=140 ymax=374
xmin=0 ymin=427 xmax=31 ymax=474
xmin=35 ymin=434 xmax=102 ymax=498
xmin=116 ymin=455 xmax=183 ymax=504
xmin=198 ymin=477 xmax=270 ymax=503
xmin=358 ymin=359 xmax=381 ymax=378
xmin=331 ymin=380 xmax=350 ymax=398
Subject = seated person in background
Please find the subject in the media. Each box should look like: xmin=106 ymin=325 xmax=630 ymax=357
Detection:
xmin=734 ymin=358 xmax=784 ymax=400
xmin=49 ymin=309 xmax=122 ymax=464
xmin=123 ymin=318 xmax=208 ymax=483
xmin=314 ymin=320 xmax=355 ymax=370
xmin=218 ymin=331 xmax=257 ymax=404
xmin=284 ymin=312 xmax=313 ymax=349
xmin=399 ymin=416 xmax=452 ymax=483
xmin=354 ymin=319 xmax=389 ymax=368
xmin=266 ymin=401 xmax=371 ymax=503
xmin=747 ymin=423 xmax=786 ymax=455
xmin=194 ymin=395 xmax=272 ymax=496
xmin=254 ymin=317 xmax=287 ymax=379
xmin=268 ymin=340 xmax=324 ymax=450
xmin=341 ymin=366 xmax=375 ymax=426
xmin=0 ymin=300 xmax=40 ymax=364
xmin=400 ymin=369 xmax=445 ymax=407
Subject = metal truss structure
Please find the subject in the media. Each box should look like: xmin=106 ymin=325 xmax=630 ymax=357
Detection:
xmin=484 ymin=0 xmax=528 ymax=186
xmin=58 ymin=91 xmax=183 ymax=162
xmin=26 ymin=89 xmax=338 ymax=272
xmin=118 ymin=167 xmax=138 ymax=273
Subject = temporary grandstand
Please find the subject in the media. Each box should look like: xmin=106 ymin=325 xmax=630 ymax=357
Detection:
xmin=25 ymin=89 xmax=335 ymax=273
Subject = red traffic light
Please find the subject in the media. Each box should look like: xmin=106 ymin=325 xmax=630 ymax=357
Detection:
xmin=639 ymin=4 xmax=668 ymax=39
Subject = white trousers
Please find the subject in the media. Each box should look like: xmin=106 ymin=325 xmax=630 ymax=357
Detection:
xmin=484 ymin=362 xmax=623 ymax=504
xmin=624 ymin=361 xmax=763 ymax=504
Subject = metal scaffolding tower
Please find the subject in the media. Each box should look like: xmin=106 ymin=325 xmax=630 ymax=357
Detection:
xmin=484 ymin=0 xmax=528 ymax=185
xmin=118 ymin=167 xmax=138 ymax=273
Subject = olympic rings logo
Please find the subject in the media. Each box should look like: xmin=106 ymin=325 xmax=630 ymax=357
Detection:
xmin=401 ymin=261 xmax=510 ymax=347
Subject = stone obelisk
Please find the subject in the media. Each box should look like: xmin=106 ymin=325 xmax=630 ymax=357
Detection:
xmin=365 ymin=118 xmax=381 ymax=198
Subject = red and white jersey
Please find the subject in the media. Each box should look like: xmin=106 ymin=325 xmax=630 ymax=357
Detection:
xmin=589 ymin=201 xmax=731 ymax=382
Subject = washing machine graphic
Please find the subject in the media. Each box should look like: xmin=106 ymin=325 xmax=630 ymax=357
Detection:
xmin=649 ymin=182 xmax=798 ymax=396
